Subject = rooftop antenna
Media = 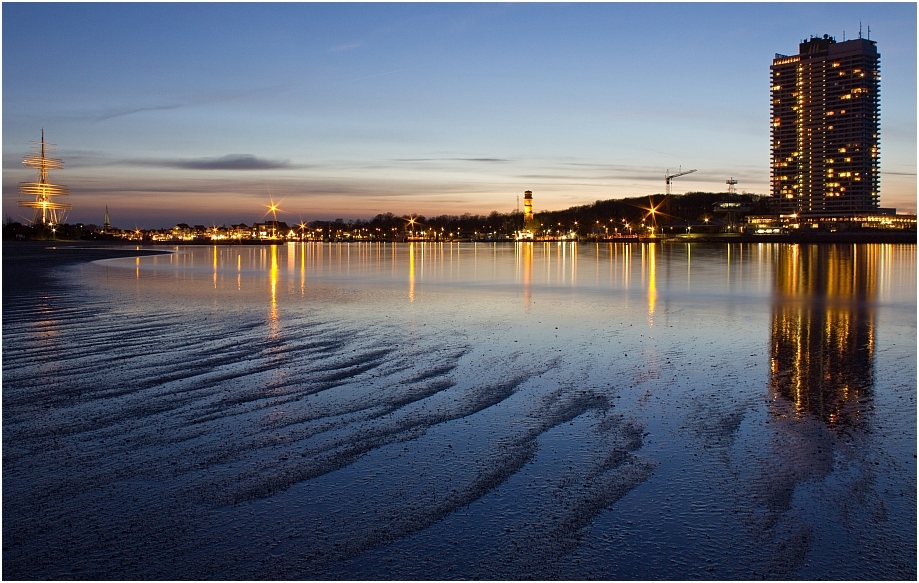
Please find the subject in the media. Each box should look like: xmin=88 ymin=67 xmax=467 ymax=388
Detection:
xmin=867 ymin=24 xmax=870 ymax=40
xmin=859 ymin=22 xmax=862 ymax=39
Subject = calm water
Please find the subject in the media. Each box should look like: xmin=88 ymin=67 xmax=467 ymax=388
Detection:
xmin=3 ymin=242 xmax=916 ymax=579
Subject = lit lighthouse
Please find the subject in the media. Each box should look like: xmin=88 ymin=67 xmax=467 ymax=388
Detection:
xmin=523 ymin=190 xmax=533 ymax=222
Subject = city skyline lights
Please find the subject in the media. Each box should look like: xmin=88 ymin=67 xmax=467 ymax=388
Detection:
xmin=2 ymin=3 xmax=916 ymax=229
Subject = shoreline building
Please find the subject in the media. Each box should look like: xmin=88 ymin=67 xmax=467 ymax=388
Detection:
xmin=771 ymin=35 xmax=881 ymax=216
xmin=523 ymin=190 xmax=534 ymax=222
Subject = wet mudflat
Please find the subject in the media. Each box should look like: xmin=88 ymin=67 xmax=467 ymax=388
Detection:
xmin=3 ymin=241 xmax=915 ymax=579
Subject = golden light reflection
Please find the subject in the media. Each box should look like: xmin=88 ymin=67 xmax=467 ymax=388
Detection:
xmin=646 ymin=244 xmax=657 ymax=324
xmin=408 ymin=242 xmax=416 ymax=302
xmin=769 ymin=244 xmax=880 ymax=427
xmin=213 ymin=246 xmax=218 ymax=289
xmin=268 ymin=244 xmax=279 ymax=336
xmin=300 ymin=243 xmax=306 ymax=295
xmin=568 ymin=242 xmax=577 ymax=284
xmin=517 ymin=241 xmax=533 ymax=308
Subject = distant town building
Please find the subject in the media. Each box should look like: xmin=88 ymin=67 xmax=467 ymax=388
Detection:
xmin=252 ymin=220 xmax=291 ymax=239
xmin=771 ymin=34 xmax=880 ymax=215
xmin=172 ymin=223 xmax=192 ymax=240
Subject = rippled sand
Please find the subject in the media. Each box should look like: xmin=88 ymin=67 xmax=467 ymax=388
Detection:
xmin=3 ymin=242 xmax=915 ymax=579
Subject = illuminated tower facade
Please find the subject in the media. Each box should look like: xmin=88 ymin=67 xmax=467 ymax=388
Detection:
xmin=771 ymin=35 xmax=880 ymax=215
xmin=18 ymin=130 xmax=71 ymax=225
xmin=523 ymin=190 xmax=534 ymax=222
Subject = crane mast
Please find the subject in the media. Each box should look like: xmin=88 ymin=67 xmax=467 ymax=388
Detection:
xmin=665 ymin=168 xmax=697 ymax=196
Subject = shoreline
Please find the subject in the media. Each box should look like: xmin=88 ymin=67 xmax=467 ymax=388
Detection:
xmin=129 ymin=232 xmax=916 ymax=245
xmin=2 ymin=241 xmax=172 ymax=300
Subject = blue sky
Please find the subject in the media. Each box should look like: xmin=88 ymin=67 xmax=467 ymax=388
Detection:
xmin=3 ymin=2 xmax=916 ymax=228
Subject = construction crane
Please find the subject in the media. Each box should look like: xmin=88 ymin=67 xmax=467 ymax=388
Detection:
xmin=665 ymin=168 xmax=697 ymax=196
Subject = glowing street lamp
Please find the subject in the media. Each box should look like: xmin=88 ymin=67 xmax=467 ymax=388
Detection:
xmin=262 ymin=198 xmax=284 ymax=239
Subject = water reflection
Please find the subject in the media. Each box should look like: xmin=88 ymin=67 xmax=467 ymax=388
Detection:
xmin=645 ymin=244 xmax=656 ymax=324
xmin=408 ymin=243 xmax=415 ymax=302
xmin=517 ymin=242 xmax=533 ymax=308
xmin=300 ymin=242 xmax=306 ymax=294
xmin=269 ymin=244 xmax=279 ymax=336
xmin=769 ymin=245 xmax=877 ymax=427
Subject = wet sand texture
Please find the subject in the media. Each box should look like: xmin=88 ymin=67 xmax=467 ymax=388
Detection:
xmin=2 ymin=242 xmax=915 ymax=579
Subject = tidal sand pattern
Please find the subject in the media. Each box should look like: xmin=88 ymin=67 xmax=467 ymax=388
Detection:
xmin=3 ymin=241 xmax=915 ymax=579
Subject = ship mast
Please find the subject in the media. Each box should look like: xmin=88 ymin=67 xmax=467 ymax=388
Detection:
xmin=18 ymin=130 xmax=71 ymax=225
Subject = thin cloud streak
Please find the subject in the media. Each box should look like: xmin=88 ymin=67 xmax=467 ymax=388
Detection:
xmin=393 ymin=157 xmax=510 ymax=163
xmin=93 ymin=85 xmax=291 ymax=121
xmin=96 ymin=103 xmax=187 ymax=122
xmin=126 ymin=154 xmax=298 ymax=171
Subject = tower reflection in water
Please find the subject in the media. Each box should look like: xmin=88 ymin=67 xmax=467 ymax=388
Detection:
xmin=770 ymin=245 xmax=878 ymax=428
xmin=516 ymin=241 xmax=532 ymax=307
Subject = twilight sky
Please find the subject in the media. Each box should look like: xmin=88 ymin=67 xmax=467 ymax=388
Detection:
xmin=3 ymin=2 xmax=916 ymax=228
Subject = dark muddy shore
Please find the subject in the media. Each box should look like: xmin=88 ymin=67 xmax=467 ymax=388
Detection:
xmin=2 ymin=241 xmax=171 ymax=300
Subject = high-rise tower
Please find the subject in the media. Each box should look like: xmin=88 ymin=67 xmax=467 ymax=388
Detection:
xmin=18 ymin=130 xmax=71 ymax=225
xmin=771 ymin=35 xmax=880 ymax=215
xmin=523 ymin=190 xmax=534 ymax=222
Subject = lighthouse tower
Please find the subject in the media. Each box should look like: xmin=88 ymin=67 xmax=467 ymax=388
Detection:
xmin=523 ymin=190 xmax=534 ymax=222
